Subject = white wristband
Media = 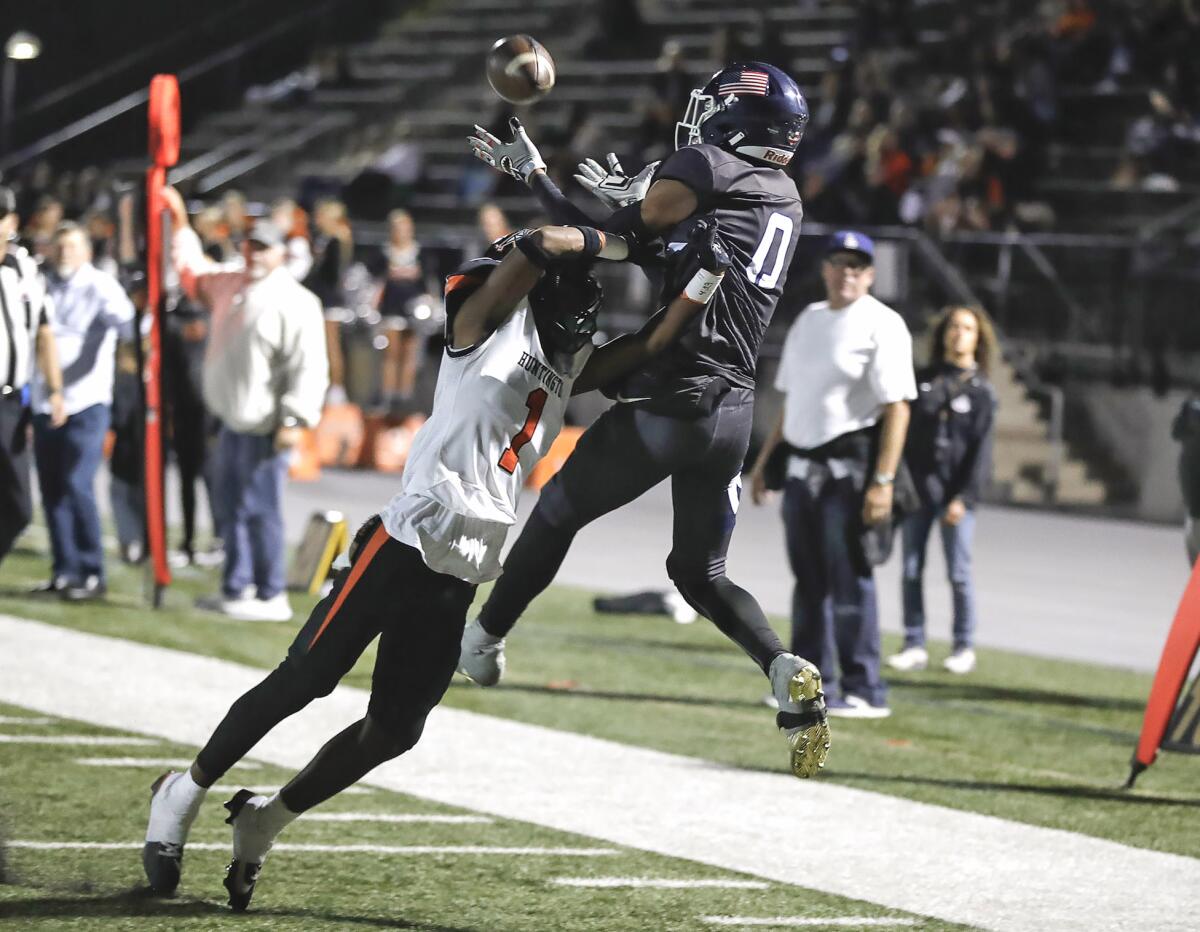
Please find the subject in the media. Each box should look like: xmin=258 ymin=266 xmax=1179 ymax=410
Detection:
xmin=596 ymin=233 xmax=629 ymax=261
xmin=684 ymin=268 xmax=724 ymax=304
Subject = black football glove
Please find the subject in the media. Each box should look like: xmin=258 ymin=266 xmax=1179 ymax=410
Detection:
xmin=685 ymin=217 xmax=732 ymax=275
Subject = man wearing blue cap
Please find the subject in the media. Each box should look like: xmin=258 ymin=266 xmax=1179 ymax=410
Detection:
xmin=750 ymin=231 xmax=916 ymax=717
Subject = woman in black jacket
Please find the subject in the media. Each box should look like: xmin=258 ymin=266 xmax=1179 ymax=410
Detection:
xmin=888 ymin=305 xmax=997 ymax=675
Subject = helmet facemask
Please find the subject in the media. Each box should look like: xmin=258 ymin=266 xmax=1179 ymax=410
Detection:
xmin=675 ymin=87 xmax=722 ymax=150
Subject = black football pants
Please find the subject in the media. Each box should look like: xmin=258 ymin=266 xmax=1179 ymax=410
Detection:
xmin=194 ymin=517 xmax=476 ymax=811
xmin=0 ymin=395 xmax=32 ymax=567
xmin=478 ymin=389 xmax=786 ymax=673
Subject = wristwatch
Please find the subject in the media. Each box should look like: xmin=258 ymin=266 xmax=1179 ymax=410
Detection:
xmin=872 ymin=471 xmax=895 ymax=487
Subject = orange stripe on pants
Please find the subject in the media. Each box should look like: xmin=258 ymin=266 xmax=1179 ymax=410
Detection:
xmin=307 ymin=523 xmax=390 ymax=650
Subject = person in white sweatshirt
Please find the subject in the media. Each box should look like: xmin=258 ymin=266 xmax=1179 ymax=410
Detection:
xmin=165 ymin=186 xmax=328 ymax=622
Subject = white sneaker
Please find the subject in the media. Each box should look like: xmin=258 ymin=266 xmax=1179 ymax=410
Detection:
xmin=662 ymin=591 xmax=697 ymax=624
xmin=943 ymin=648 xmax=976 ymax=675
xmin=457 ymin=618 xmax=506 ymax=686
xmin=887 ymin=646 xmax=929 ymax=671
xmin=827 ymin=695 xmax=892 ymax=719
xmin=223 ymin=594 xmax=293 ymax=623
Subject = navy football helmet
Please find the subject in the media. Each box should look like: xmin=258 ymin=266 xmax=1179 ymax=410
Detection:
xmin=675 ymin=61 xmax=809 ymax=168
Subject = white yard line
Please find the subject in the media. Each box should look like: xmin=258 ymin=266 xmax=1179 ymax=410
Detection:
xmin=0 ymin=735 xmax=159 ymax=746
xmin=304 ymin=812 xmax=494 ymax=824
xmin=555 ymin=878 xmax=769 ymax=889
xmin=7 ymin=841 xmax=616 ymax=856
xmin=74 ymin=757 xmax=261 ymax=770
xmin=0 ymin=715 xmax=56 ymax=725
xmin=702 ymin=920 xmax=918 ymax=929
xmin=1 ymin=615 xmax=1196 ymax=932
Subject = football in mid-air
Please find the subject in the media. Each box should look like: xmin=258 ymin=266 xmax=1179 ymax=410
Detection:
xmin=486 ymin=35 xmax=556 ymax=105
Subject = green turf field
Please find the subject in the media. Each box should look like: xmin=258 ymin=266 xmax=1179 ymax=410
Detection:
xmin=0 ymin=704 xmax=958 ymax=930
xmin=0 ymin=538 xmax=1197 ymax=928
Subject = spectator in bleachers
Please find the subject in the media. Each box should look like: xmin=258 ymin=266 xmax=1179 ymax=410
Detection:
xmin=269 ymin=198 xmax=313 ymax=282
xmin=220 ymin=190 xmax=250 ymax=249
xmin=632 ymin=39 xmax=693 ymax=163
xmin=84 ymin=209 xmax=119 ymax=278
xmin=1112 ymin=88 xmax=1200 ymax=192
xmin=477 ymin=202 xmax=512 ymax=251
xmin=32 ymin=222 xmax=136 ymax=601
xmin=305 ymin=198 xmax=353 ymax=400
xmin=193 ymin=205 xmax=233 ymax=262
xmin=23 ymin=196 xmax=64 ymax=261
xmin=373 ymin=209 xmax=430 ymax=412
xmin=585 ymin=0 xmax=653 ymax=59
xmin=165 ymin=187 xmax=329 ymax=622
xmin=889 ymin=305 xmax=997 ymax=677
xmin=0 ymin=185 xmax=65 ymax=571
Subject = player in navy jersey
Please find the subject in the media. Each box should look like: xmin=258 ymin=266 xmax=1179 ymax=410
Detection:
xmin=463 ymin=62 xmax=829 ymax=780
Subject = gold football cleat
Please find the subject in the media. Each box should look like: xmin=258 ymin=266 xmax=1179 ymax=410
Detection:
xmin=770 ymin=655 xmax=831 ymax=778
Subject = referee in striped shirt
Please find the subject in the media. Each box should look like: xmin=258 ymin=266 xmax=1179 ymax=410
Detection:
xmin=0 ymin=185 xmax=65 ymax=568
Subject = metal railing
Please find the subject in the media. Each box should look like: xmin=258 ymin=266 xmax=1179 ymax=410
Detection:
xmin=0 ymin=0 xmax=355 ymax=174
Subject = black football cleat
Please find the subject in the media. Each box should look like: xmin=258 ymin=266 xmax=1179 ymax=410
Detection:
xmin=223 ymin=789 xmax=270 ymax=912
xmin=223 ymin=857 xmax=262 ymax=912
xmin=142 ymin=840 xmax=183 ymax=895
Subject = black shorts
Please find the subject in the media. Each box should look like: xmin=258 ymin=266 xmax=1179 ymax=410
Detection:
xmin=287 ymin=517 xmax=477 ymax=728
xmin=537 ymin=388 xmax=755 ymax=579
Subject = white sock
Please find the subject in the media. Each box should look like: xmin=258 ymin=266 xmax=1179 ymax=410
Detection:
xmin=258 ymin=792 xmax=300 ymax=837
xmin=147 ymin=771 xmax=207 ymax=844
xmin=233 ymin=792 xmax=299 ymax=863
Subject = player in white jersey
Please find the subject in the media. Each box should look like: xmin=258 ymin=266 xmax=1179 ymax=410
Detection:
xmin=142 ymin=219 xmax=733 ymax=911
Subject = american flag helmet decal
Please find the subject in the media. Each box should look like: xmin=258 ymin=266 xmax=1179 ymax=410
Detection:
xmin=718 ymin=69 xmax=770 ymax=97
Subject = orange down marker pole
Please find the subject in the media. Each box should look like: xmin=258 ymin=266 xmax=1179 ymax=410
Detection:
xmin=143 ymin=74 xmax=181 ymax=603
xmin=1127 ymin=557 xmax=1200 ymax=786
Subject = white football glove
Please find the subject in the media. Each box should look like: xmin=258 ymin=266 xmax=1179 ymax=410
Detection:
xmin=468 ymin=117 xmax=546 ymax=183
xmin=573 ymin=153 xmax=660 ymax=209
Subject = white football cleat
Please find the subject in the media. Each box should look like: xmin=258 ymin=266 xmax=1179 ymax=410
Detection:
xmin=457 ymin=618 xmax=506 ymax=686
xmin=887 ymin=646 xmax=929 ymax=671
xmin=943 ymin=648 xmax=977 ymax=675
xmin=222 ymin=790 xmax=278 ymax=912
xmin=769 ymin=653 xmax=831 ymax=778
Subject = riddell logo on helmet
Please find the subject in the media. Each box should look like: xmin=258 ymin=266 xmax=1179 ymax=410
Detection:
xmin=762 ymin=149 xmax=790 ymax=165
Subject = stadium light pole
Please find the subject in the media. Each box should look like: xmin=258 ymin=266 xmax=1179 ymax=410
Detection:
xmin=1 ymin=31 xmax=42 ymax=158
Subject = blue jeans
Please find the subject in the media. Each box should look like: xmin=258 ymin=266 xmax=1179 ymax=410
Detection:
xmin=901 ymin=504 xmax=977 ymax=650
xmin=782 ymin=475 xmax=886 ymax=706
xmin=33 ymin=403 xmax=111 ymax=584
xmin=214 ymin=427 xmax=288 ymax=600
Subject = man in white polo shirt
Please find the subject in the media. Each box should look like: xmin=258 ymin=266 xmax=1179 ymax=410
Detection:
xmin=751 ymin=231 xmax=915 ymax=718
